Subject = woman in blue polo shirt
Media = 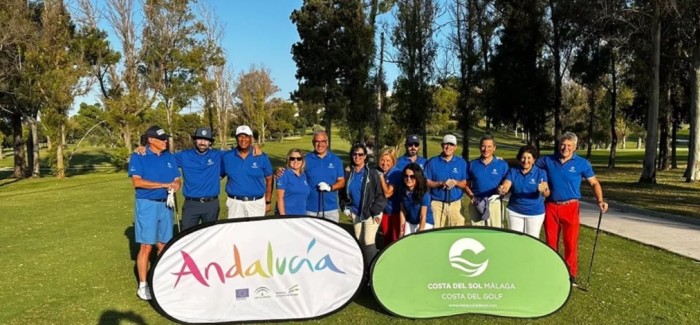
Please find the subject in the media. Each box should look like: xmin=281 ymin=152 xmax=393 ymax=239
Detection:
xmin=276 ymin=149 xmax=311 ymax=216
xmin=497 ymin=145 xmax=549 ymax=238
xmin=399 ymin=163 xmax=434 ymax=236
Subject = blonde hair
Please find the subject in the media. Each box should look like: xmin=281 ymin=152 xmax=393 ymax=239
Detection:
xmin=286 ymin=148 xmax=305 ymax=170
xmin=378 ymin=147 xmax=397 ymax=166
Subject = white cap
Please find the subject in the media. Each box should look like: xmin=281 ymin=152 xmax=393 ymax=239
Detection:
xmin=442 ymin=134 xmax=457 ymax=145
xmin=235 ymin=125 xmax=253 ymax=136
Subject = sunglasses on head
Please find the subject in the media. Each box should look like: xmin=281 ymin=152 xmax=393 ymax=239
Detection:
xmin=403 ymin=174 xmax=416 ymax=180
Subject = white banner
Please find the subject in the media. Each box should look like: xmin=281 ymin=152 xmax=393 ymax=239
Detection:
xmin=151 ymin=217 xmax=365 ymax=323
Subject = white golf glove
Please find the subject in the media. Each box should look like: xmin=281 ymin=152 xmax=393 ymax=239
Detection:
xmin=317 ymin=182 xmax=332 ymax=192
xmin=166 ymin=188 xmax=175 ymax=208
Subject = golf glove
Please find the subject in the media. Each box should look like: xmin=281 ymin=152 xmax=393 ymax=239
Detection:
xmin=318 ymin=182 xmax=332 ymax=192
xmin=166 ymin=188 xmax=175 ymax=208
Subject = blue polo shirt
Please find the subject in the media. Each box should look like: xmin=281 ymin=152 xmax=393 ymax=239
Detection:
xmin=505 ymin=166 xmax=548 ymax=215
xmin=383 ymin=167 xmax=403 ymax=214
xmin=222 ymin=148 xmax=273 ymax=197
xmin=424 ymin=155 xmax=467 ymax=202
xmin=347 ymin=168 xmax=365 ymax=215
xmin=305 ymin=151 xmax=344 ymax=212
xmin=175 ymin=148 xmax=223 ymax=198
xmin=536 ymin=154 xmax=595 ymax=202
xmin=276 ymin=169 xmax=311 ymax=215
xmin=128 ymin=148 xmax=180 ymax=200
xmin=401 ymin=191 xmax=434 ymax=225
xmin=467 ymin=156 xmax=509 ymax=198
xmin=396 ymin=155 xmax=427 ymax=171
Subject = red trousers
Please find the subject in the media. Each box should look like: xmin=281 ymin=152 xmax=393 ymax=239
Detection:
xmin=544 ymin=201 xmax=580 ymax=277
xmin=380 ymin=212 xmax=401 ymax=246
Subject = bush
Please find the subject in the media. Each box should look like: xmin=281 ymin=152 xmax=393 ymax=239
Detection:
xmin=109 ymin=147 xmax=131 ymax=171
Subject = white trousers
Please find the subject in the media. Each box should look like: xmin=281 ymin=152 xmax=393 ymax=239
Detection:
xmin=506 ymin=208 xmax=544 ymax=239
xmin=404 ymin=223 xmax=434 ymax=236
xmin=226 ymin=198 xmax=265 ymax=219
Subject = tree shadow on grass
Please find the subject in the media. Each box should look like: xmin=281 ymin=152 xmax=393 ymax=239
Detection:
xmin=124 ymin=225 xmax=139 ymax=261
xmin=98 ymin=310 xmax=147 ymax=325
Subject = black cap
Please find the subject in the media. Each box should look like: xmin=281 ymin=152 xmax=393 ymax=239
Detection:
xmin=145 ymin=125 xmax=169 ymax=141
xmin=193 ymin=127 xmax=214 ymax=141
xmin=406 ymin=135 xmax=420 ymax=145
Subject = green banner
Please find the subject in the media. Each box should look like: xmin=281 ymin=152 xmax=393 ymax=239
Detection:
xmin=371 ymin=228 xmax=571 ymax=319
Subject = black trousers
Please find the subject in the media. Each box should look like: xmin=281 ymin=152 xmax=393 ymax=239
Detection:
xmin=181 ymin=199 xmax=220 ymax=230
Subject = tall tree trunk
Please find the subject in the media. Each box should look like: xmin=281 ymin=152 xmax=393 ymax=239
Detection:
xmin=549 ymin=0 xmax=563 ymax=151
xmin=657 ymin=86 xmax=671 ymax=171
xmin=671 ymin=110 xmax=678 ymax=169
xmin=325 ymin=117 xmax=332 ymax=151
xmin=586 ymin=88 xmax=595 ymax=160
xmin=640 ymin=2 xmax=660 ymax=183
xmin=56 ymin=124 xmax=65 ymax=179
xmin=29 ymin=118 xmax=40 ymax=177
xmin=11 ymin=113 xmax=26 ymax=179
xmin=687 ymin=29 xmax=700 ymax=181
xmin=608 ymin=49 xmax=618 ymax=168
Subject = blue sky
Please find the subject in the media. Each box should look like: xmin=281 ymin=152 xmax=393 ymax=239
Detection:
xmin=214 ymin=0 xmax=303 ymax=100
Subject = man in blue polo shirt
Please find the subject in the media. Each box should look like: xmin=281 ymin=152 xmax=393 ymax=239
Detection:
xmin=465 ymin=134 xmax=509 ymax=227
xmin=425 ymin=134 xmax=468 ymax=228
xmin=223 ymin=125 xmax=273 ymax=218
xmin=175 ymin=127 xmax=223 ymax=229
xmin=304 ymin=130 xmax=345 ymax=222
xmin=128 ymin=125 xmax=181 ymax=301
xmin=395 ymin=134 xmax=428 ymax=171
xmin=536 ymin=132 xmax=608 ymax=286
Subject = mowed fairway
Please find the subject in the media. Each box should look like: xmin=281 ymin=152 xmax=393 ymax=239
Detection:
xmin=0 ymin=134 xmax=699 ymax=324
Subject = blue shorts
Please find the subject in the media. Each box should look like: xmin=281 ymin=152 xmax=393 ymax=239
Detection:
xmin=134 ymin=198 xmax=173 ymax=245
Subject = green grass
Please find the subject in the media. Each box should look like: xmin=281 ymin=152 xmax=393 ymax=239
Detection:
xmin=1 ymin=131 xmax=700 ymax=323
xmin=0 ymin=173 xmax=698 ymax=324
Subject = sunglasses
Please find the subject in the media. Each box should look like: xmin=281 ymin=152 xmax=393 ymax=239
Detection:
xmin=403 ymin=174 xmax=416 ymax=180
xmin=407 ymin=143 xmax=419 ymax=148
xmin=352 ymin=153 xmax=365 ymax=157
xmin=288 ymin=157 xmax=303 ymax=161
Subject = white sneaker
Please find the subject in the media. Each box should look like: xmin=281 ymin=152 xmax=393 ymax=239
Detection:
xmin=137 ymin=285 xmax=152 ymax=300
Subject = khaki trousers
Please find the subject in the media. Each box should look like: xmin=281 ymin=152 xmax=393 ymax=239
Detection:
xmin=431 ymin=200 xmax=464 ymax=228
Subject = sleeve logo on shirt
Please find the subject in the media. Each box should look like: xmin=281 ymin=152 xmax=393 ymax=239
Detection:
xmin=252 ymin=162 xmax=259 ymax=169
xmin=207 ymin=159 xmax=214 ymax=166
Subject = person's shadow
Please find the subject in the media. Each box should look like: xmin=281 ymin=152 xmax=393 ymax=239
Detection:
xmin=98 ymin=310 xmax=147 ymax=325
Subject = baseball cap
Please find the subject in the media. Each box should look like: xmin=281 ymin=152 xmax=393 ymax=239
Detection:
xmin=442 ymin=134 xmax=457 ymax=145
xmin=235 ymin=125 xmax=253 ymax=136
xmin=145 ymin=125 xmax=169 ymax=141
xmin=193 ymin=127 xmax=214 ymax=141
xmin=406 ymin=135 xmax=420 ymax=146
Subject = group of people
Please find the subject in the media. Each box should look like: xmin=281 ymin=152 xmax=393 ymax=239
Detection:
xmin=128 ymin=125 xmax=608 ymax=300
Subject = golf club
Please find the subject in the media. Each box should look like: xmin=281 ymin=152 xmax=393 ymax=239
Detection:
xmin=579 ymin=210 xmax=604 ymax=292
xmin=321 ymin=190 xmax=325 ymax=220
xmin=445 ymin=186 xmax=451 ymax=227
xmin=173 ymin=194 xmax=181 ymax=233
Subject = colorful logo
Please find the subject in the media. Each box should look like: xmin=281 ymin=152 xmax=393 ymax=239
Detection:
xmin=448 ymin=238 xmax=489 ymax=277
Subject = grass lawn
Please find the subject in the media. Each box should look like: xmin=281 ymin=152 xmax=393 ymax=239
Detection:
xmin=0 ymin=173 xmax=698 ymax=324
xmin=1 ymin=130 xmax=699 ymax=323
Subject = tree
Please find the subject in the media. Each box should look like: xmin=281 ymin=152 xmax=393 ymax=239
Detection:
xmin=140 ymin=0 xmax=210 ymax=150
xmin=392 ymin=0 xmax=438 ymax=158
xmin=234 ymin=65 xmax=280 ymax=144
xmin=639 ymin=0 xmax=662 ymax=183
xmin=291 ymin=0 xmax=348 ymax=148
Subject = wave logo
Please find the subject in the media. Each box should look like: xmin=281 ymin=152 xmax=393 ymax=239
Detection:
xmin=448 ymin=238 xmax=489 ymax=277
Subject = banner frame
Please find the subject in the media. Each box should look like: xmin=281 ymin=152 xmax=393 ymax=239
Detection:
xmin=148 ymin=215 xmax=366 ymax=324
xmin=369 ymin=225 xmax=573 ymax=320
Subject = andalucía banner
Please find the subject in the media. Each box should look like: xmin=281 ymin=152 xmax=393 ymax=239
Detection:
xmin=371 ymin=227 xmax=571 ymax=319
xmin=150 ymin=216 xmax=365 ymax=323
